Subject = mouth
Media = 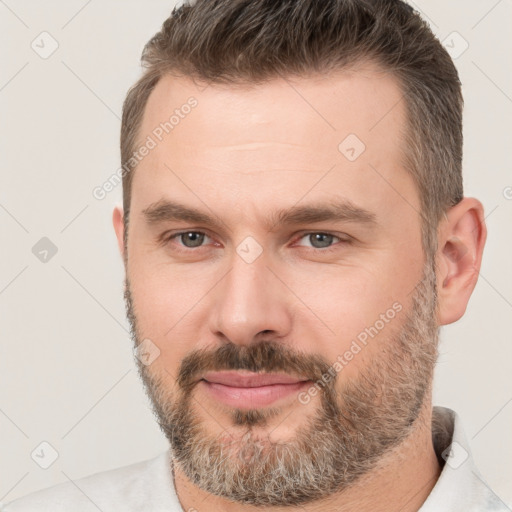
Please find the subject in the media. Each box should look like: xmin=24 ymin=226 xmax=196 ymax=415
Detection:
xmin=199 ymin=370 xmax=312 ymax=408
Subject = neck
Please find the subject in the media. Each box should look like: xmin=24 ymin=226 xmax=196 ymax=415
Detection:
xmin=173 ymin=399 xmax=441 ymax=512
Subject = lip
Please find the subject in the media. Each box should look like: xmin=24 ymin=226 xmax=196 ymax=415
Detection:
xmin=200 ymin=371 xmax=311 ymax=408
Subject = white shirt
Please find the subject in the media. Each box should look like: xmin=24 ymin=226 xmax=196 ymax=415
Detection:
xmin=1 ymin=407 xmax=508 ymax=511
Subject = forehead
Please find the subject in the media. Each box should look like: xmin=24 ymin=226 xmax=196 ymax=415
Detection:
xmin=140 ymin=63 xmax=406 ymax=150
xmin=131 ymin=62 xmax=419 ymax=222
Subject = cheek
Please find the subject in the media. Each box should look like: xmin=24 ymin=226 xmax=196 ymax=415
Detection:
xmin=127 ymin=258 xmax=214 ymax=375
xmin=286 ymin=262 xmax=412 ymax=371
xmin=128 ymin=238 xmax=213 ymax=322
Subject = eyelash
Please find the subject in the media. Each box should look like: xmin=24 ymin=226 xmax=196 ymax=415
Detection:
xmin=161 ymin=230 xmax=351 ymax=254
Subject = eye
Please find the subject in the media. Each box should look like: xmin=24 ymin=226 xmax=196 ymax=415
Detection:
xmin=161 ymin=230 xmax=350 ymax=253
xmin=167 ymin=231 xmax=212 ymax=249
xmin=295 ymin=232 xmax=346 ymax=250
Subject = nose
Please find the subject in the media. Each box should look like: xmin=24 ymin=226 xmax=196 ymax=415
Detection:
xmin=208 ymin=250 xmax=293 ymax=346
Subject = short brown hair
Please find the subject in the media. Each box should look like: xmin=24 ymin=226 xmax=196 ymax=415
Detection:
xmin=121 ymin=0 xmax=463 ymax=258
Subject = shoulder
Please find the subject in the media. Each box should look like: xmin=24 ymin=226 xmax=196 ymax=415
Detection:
xmin=423 ymin=407 xmax=510 ymax=512
xmin=0 ymin=450 xmax=174 ymax=512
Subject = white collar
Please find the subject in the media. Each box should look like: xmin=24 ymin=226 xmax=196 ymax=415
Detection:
xmin=419 ymin=406 xmax=509 ymax=511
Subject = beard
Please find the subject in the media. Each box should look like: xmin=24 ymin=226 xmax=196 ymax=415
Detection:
xmin=124 ymin=261 xmax=439 ymax=506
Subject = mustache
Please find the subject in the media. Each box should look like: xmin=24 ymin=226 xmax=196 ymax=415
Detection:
xmin=177 ymin=340 xmax=333 ymax=393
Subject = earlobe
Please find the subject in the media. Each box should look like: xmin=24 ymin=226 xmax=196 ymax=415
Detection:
xmin=112 ymin=205 xmax=125 ymax=260
xmin=436 ymin=198 xmax=487 ymax=325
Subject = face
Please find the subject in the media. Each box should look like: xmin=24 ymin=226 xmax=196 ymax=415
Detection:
xmin=119 ymin=63 xmax=439 ymax=505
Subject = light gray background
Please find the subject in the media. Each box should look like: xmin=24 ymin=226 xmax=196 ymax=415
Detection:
xmin=1 ymin=0 xmax=511 ymax=506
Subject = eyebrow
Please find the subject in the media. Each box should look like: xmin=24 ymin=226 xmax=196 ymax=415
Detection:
xmin=142 ymin=198 xmax=377 ymax=231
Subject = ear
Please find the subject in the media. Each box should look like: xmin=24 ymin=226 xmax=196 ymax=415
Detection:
xmin=112 ymin=205 xmax=125 ymax=261
xmin=436 ymin=197 xmax=487 ymax=325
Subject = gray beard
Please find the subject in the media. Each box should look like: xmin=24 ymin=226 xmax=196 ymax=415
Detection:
xmin=124 ymin=262 xmax=439 ymax=506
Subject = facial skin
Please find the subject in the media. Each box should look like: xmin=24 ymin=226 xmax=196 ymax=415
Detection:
xmin=113 ymin=62 xmax=486 ymax=512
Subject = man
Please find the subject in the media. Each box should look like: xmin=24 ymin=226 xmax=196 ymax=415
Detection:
xmin=3 ymin=0 xmax=508 ymax=511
